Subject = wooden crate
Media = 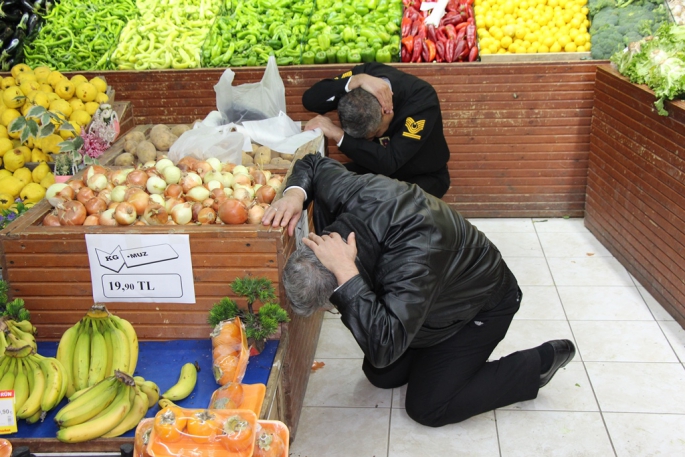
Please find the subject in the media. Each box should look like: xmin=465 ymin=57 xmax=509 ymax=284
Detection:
xmin=586 ymin=65 xmax=685 ymax=328
xmin=64 ymin=61 xmax=603 ymax=217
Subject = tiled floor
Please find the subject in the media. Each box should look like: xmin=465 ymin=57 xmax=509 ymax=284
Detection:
xmin=289 ymin=218 xmax=685 ymax=457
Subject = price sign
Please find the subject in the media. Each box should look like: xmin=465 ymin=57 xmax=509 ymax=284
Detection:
xmin=86 ymin=234 xmax=195 ymax=304
xmin=0 ymin=391 xmax=17 ymax=434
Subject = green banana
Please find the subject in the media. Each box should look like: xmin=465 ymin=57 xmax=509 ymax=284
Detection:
xmin=101 ymin=386 xmax=149 ymax=438
xmin=57 ymin=320 xmax=81 ymax=397
xmin=110 ymin=315 xmax=138 ymax=374
xmin=6 ymin=321 xmax=37 ymax=350
xmin=56 ymin=381 xmax=133 ymax=443
xmin=0 ymin=358 xmax=16 ymax=390
xmin=87 ymin=319 xmax=107 ymax=386
xmin=0 ymin=356 xmax=11 ymax=378
xmin=54 ymin=376 xmax=119 ymax=427
xmin=11 ymin=320 xmax=36 ymax=334
xmin=72 ymin=321 xmax=92 ymax=391
xmin=33 ymin=354 xmax=64 ymax=412
xmin=13 ymin=359 xmax=30 ymax=411
xmin=0 ymin=331 xmax=8 ymax=354
xmin=161 ymin=362 xmax=198 ymax=401
xmin=17 ymin=357 xmax=45 ymax=419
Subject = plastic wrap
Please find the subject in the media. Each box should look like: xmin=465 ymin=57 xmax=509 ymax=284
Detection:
xmin=209 ymin=382 xmax=266 ymax=416
xmin=211 ymin=318 xmax=250 ymax=386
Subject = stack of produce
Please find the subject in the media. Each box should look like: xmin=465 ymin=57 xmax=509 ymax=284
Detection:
xmin=611 ymin=23 xmax=685 ymax=115
xmin=202 ymin=0 xmax=315 ymax=67
xmin=402 ymin=0 xmax=479 ymax=62
xmin=588 ymin=0 xmax=670 ymax=59
xmin=24 ymin=0 xmax=138 ymax=71
xmin=302 ymin=0 xmax=402 ymax=64
xmin=42 ymin=157 xmax=284 ymax=227
xmin=475 ymin=0 xmax=591 ymax=54
xmin=0 ymin=0 xmax=50 ymax=70
xmin=112 ymin=0 xmax=227 ymax=70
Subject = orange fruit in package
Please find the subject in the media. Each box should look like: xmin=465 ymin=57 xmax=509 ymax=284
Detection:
xmin=134 ymin=418 xmax=154 ymax=457
xmin=212 ymin=319 xmax=242 ymax=349
xmin=0 ymin=439 xmax=11 ymax=457
xmin=211 ymin=316 xmax=250 ymax=386
xmin=253 ymin=420 xmax=290 ymax=457
xmin=218 ymin=411 xmax=256 ymax=452
xmin=209 ymin=382 xmax=266 ymax=416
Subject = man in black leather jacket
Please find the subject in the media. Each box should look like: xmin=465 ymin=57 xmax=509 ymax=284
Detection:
xmin=262 ymin=155 xmax=575 ymax=427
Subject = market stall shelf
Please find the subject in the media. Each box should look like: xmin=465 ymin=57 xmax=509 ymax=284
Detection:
xmin=586 ymin=65 xmax=685 ymax=328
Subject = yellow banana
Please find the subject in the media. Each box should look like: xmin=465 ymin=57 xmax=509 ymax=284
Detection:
xmin=72 ymin=322 xmax=91 ymax=391
xmin=7 ymin=322 xmax=37 ymax=350
xmin=0 ymin=358 xmax=16 ymax=390
xmin=57 ymin=320 xmax=81 ymax=397
xmin=138 ymin=379 xmax=160 ymax=406
xmin=107 ymin=321 xmax=130 ymax=375
xmin=101 ymin=386 xmax=149 ymax=438
xmin=0 ymin=356 xmax=11 ymax=379
xmin=17 ymin=357 xmax=45 ymax=419
xmin=69 ymin=385 xmax=94 ymax=402
xmin=0 ymin=331 xmax=8 ymax=354
xmin=54 ymin=376 xmax=119 ymax=427
xmin=13 ymin=359 xmax=30 ymax=411
xmin=11 ymin=320 xmax=36 ymax=334
xmin=87 ymin=320 xmax=107 ymax=386
xmin=56 ymin=381 xmax=132 ymax=443
xmin=161 ymin=362 xmax=198 ymax=401
xmin=158 ymin=398 xmax=180 ymax=409
xmin=103 ymin=322 xmax=114 ymax=377
xmin=54 ymin=357 xmax=69 ymax=402
xmin=110 ymin=315 xmax=138 ymax=374
xmin=33 ymin=354 xmax=64 ymax=412
xmin=26 ymin=410 xmax=43 ymax=424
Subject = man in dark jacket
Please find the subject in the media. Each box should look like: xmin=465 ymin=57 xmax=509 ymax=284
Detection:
xmin=262 ymin=155 xmax=576 ymax=427
xmin=302 ymin=62 xmax=450 ymax=198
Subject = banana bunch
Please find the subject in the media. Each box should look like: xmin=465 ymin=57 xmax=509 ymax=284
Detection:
xmin=0 ymin=317 xmax=37 ymax=353
xmin=56 ymin=304 xmax=139 ymax=396
xmin=54 ymin=370 xmax=158 ymax=443
xmin=0 ymin=344 xmax=69 ymax=424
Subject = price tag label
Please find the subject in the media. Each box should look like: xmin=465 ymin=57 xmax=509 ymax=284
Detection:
xmin=0 ymin=391 xmax=17 ymax=434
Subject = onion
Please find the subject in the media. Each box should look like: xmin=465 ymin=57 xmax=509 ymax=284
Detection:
xmin=267 ymin=177 xmax=282 ymax=192
xmin=142 ymin=161 xmax=157 ymax=170
xmin=171 ymin=202 xmax=193 ymax=225
xmin=212 ymin=194 xmax=228 ymax=212
xmin=232 ymin=165 xmax=249 ymax=176
xmin=220 ymin=172 xmax=234 ymax=188
xmin=58 ymin=185 xmax=75 ymax=201
xmin=194 ymin=160 xmax=213 ymax=176
xmin=165 ymin=183 xmax=183 ymax=199
xmin=165 ymin=197 xmax=183 ymax=213
xmin=97 ymin=189 xmax=112 ymax=205
xmin=108 ymin=202 xmax=119 ymax=210
xmin=233 ymin=173 xmax=252 ymax=187
xmin=68 ymin=180 xmax=85 ymax=193
xmin=84 ymin=215 xmax=100 ymax=226
xmin=76 ymin=187 xmax=96 ymax=205
xmin=198 ymin=207 xmax=217 ymax=224
xmin=87 ymin=173 xmax=108 ymax=192
xmin=203 ymin=171 xmax=222 ymax=184
xmin=111 ymin=185 xmax=128 ymax=203
xmin=114 ymin=202 xmax=137 ymax=225
xmin=146 ymin=176 xmax=167 ymax=195
xmin=223 ymin=188 xmax=233 ymax=198
xmin=145 ymin=168 xmax=161 ymax=179
xmin=205 ymin=180 xmax=223 ymax=192
xmin=218 ymin=199 xmax=248 ymax=224
xmin=83 ymin=165 xmax=109 ymax=184
xmin=85 ymin=197 xmax=107 ymax=215
xmin=210 ymin=188 xmax=225 ymax=200
xmin=126 ymin=169 xmax=149 ymax=187
xmin=181 ymin=172 xmax=203 ymax=193
xmin=251 ymin=169 xmax=267 ymax=185
xmin=126 ymin=189 xmax=150 ymax=216
xmin=233 ymin=184 xmax=255 ymax=202
xmin=99 ymin=209 xmax=118 ymax=226
xmin=162 ymin=166 xmax=182 ymax=185
xmin=134 ymin=220 xmax=147 ymax=226
xmin=155 ymin=158 xmax=174 ymax=173
xmin=206 ymin=157 xmax=222 ymax=172
xmin=142 ymin=204 xmax=168 ymax=225
xmin=191 ymin=202 xmax=203 ymax=221
xmin=46 ymin=183 xmax=69 ymax=207
xmin=263 ymin=170 xmax=272 ymax=181
xmin=149 ymin=194 xmax=166 ymax=207
xmin=202 ymin=198 xmax=214 ymax=208
xmin=254 ymin=184 xmax=262 ymax=193
xmin=110 ymin=169 xmax=132 ymax=186
xmin=256 ymin=185 xmax=276 ymax=204
xmin=186 ymin=185 xmax=210 ymax=203
xmin=58 ymin=200 xmax=87 ymax=226
xmin=222 ymin=163 xmax=236 ymax=173
xmin=43 ymin=212 xmax=61 ymax=226
xmin=247 ymin=204 xmax=265 ymax=224
xmin=178 ymin=156 xmax=199 ymax=170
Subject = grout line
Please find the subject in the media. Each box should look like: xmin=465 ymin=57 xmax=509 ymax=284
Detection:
xmin=493 ymin=409 xmax=503 ymax=457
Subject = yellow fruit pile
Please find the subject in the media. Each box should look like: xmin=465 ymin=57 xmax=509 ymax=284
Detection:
xmin=0 ymin=160 xmax=53 ymax=212
xmin=474 ymin=0 xmax=591 ymax=54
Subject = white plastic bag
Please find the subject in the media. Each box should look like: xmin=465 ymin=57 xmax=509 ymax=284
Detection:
xmin=168 ymin=124 xmax=244 ymax=164
xmin=239 ymin=112 xmax=323 ymax=155
xmin=215 ymin=56 xmax=286 ymax=124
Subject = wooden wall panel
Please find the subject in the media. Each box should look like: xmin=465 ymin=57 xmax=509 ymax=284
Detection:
xmin=71 ymin=61 xmax=602 ymax=217
xmin=586 ymin=66 xmax=685 ymax=327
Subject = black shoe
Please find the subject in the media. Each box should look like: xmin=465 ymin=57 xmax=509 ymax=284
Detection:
xmin=539 ymin=339 xmax=576 ymax=388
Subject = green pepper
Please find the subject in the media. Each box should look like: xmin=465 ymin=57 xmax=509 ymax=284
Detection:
xmin=302 ymin=51 xmax=316 ymax=65
xmin=247 ymin=55 xmax=258 ymax=66
xmin=356 ymin=6 xmax=370 ymax=16
xmin=326 ymin=48 xmax=337 ymax=63
xmin=276 ymin=56 xmax=294 ymax=65
xmin=318 ymin=33 xmax=331 ymax=51
xmin=230 ymin=56 xmax=248 ymax=67
xmin=268 ymin=39 xmax=283 ymax=50
xmin=385 ymin=21 xmax=399 ymax=35
xmin=342 ymin=27 xmax=357 ymax=43
xmin=330 ymin=33 xmax=343 ymax=44
xmin=314 ymin=51 xmax=328 ymax=64
xmin=375 ymin=48 xmax=391 ymax=63
xmin=342 ymin=5 xmax=355 ymax=16
xmin=348 ymin=51 xmax=362 ymax=63
xmin=360 ymin=47 xmax=375 ymax=63
xmin=336 ymin=48 xmax=348 ymax=63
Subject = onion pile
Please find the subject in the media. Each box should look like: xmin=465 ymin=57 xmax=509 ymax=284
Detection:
xmin=42 ymin=159 xmax=284 ymax=227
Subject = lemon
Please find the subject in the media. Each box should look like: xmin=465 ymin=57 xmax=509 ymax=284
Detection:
xmin=31 ymin=148 xmax=49 ymax=163
xmin=46 ymin=92 xmax=61 ymax=102
xmin=70 ymin=109 xmax=91 ymax=126
xmin=47 ymin=71 xmax=66 ymax=89
xmin=55 ymin=79 xmax=75 ymax=100
xmin=577 ymin=44 xmax=586 ymax=52
xmin=13 ymin=167 xmax=32 ymax=185
xmin=564 ymin=42 xmax=577 ymax=52
xmin=31 ymin=162 xmax=50 ymax=183
xmin=40 ymin=83 xmax=53 ymax=94
xmin=74 ymin=82 xmax=97 ymax=103
xmin=70 ymin=74 xmax=88 ymax=87
xmin=503 ymin=24 xmax=516 ymax=37
xmin=19 ymin=80 xmax=41 ymax=96
xmin=20 ymin=102 xmax=35 ymax=117
xmin=500 ymin=35 xmax=513 ymax=49
xmin=17 ymin=146 xmax=31 ymax=163
xmin=40 ymin=172 xmax=55 ymax=188
xmin=3 ymin=86 xmax=25 ymax=109
xmin=0 ymin=192 xmax=13 ymax=210
xmin=49 ymin=99 xmax=72 ymax=118
xmin=0 ymin=125 xmax=7 ymax=139
xmin=32 ymin=91 xmax=50 ymax=109
xmin=95 ymin=92 xmax=109 ymax=104
xmin=20 ymin=182 xmax=45 ymax=204
xmin=11 ymin=64 xmax=32 ymax=79
xmin=490 ymin=26 xmax=504 ymax=40
xmin=0 ymin=77 xmax=16 ymax=90
xmin=84 ymin=101 xmax=100 ymax=116
xmin=1 ymin=108 xmax=21 ymax=128
xmin=0 ymin=138 xmax=10 ymax=158
xmin=0 ymin=175 xmax=23 ymax=196
xmin=41 ymin=134 xmax=63 ymax=155
xmin=0 ymin=170 xmax=11 ymax=181
xmin=33 ymin=66 xmax=51 ymax=83
xmin=574 ymin=33 xmax=587 ymax=46
xmin=89 ymin=77 xmax=108 ymax=93
xmin=550 ymin=41 xmax=562 ymax=52
xmin=69 ymin=98 xmax=85 ymax=113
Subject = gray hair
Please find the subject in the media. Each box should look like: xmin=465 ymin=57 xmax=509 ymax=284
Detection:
xmin=338 ymin=88 xmax=382 ymax=139
xmin=283 ymin=245 xmax=338 ymax=317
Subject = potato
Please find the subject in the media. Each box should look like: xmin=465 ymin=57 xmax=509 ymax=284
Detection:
xmin=114 ymin=152 xmax=136 ymax=167
xmin=250 ymin=143 xmax=260 ymax=155
xmin=242 ymin=152 xmax=254 ymax=165
xmin=123 ymin=140 xmax=137 ymax=153
xmin=171 ymin=124 xmax=191 ymax=137
xmin=136 ymin=140 xmax=157 ymax=163
xmin=150 ymin=132 xmax=178 ymax=151
xmin=279 ymin=152 xmax=295 ymax=160
xmin=254 ymin=146 xmax=271 ymax=166
xmin=149 ymin=124 xmax=171 ymax=138
xmin=269 ymin=157 xmax=283 ymax=165
xmin=124 ymin=131 xmax=146 ymax=144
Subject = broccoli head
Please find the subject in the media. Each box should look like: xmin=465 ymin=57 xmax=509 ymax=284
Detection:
xmin=590 ymin=8 xmax=620 ymax=34
xmin=589 ymin=0 xmax=617 ymax=16
xmin=591 ymin=27 xmax=626 ymax=59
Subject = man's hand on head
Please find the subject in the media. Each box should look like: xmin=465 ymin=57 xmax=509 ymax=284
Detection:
xmin=348 ymin=74 xmax=394 ymax=115
xmin=303 ymin=232 xmax=359 ymax=286
xmin=261 ymin=188 xmax=305 ymax=237
xmin=304 ymin=115 xmax=344 ymax=144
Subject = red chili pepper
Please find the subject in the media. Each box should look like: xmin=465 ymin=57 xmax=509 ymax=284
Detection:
xmin=453 ymin=37 xmax=465 ymax=62
xmin=436 ymin=28 xmax=447 ymax=42
xmin=405 ymin=6 xmax=420 ymax=20
xmin=426 ymin=24 xmax=437 ymax=42
xmin=466 ymin=23 xmax=476 ymax=49
xmin=468 ymin=46 xmax=479 ymax=62
xmin=401 ymin=17 xmax=412 ymax=37
xmin=425 ymin=39 xmax=436 ymax=62
xmin=455 ymin=21 xmax=469 ymax=32
xmin=401 ymin=47 xmax=411 ymax=62
xmin=442 ymin=15 xmax=464 ymax=26
xmin=444 ymin=24 xmax=457 ymax=40
xmin=401 ymin=36 xmax=414 ymax=54
xmin=412 ymin=36 xmax=423 ymax=62
xmin=416 ymin=20 xmax=426 ymax=39
xmin=445 ymin=39 xmax=455 ymax=63
xmin=446 ymin=0 xmax=459 ymax=12
xmin=456 ymin=27 xmax=466 ymax=44
xmin=436 ymin=40 xmax=446 ymax=61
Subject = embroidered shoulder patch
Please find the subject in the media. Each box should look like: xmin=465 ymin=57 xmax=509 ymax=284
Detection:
xmin=335 ymin=71 xmax=354 ymax=80
xmin=402 ymin=117 xmax=425 ymax=140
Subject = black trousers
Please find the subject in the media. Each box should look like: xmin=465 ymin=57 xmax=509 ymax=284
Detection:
xmin=343 ymin=162 xmax=449 ymax=199
xmin=362 ymin=277 xmax=541 ymax=427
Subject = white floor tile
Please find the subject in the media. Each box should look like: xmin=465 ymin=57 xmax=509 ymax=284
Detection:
xmin=389 ymin=409 xmax=499 ymax=457
xmin=315 ymin=318 xmax=364 ymax=359
xmin=323 ymin=309 xmax=342 ymax=319
xmin=604 ymin=412 xmax=685 ymax=457
xmin=558 ymin=286 xmax=654 ymax=321
xmin=586 ymin=362 xmax=685 ymax=414
xmin=485 ymin=232 xmax=544 ymax=257
xmin=490 ymin=320 xmax=576 ymax=361
xmin=503 ymin=257 xmax=555 ymax=286
xmin=302 ymin=358 xmax=391 ymax=408
xmin=531 ymin=217 xmax=591 ymax=233
xmin=467 ymin=218 xmax=536 ymax=233
xmin=638 ymin=287 xmax=676 ymax=321
xmin=290 ymin=407 xmax=390 ymax=457
xmin=538 ymin=231 xmax=613 ymax=257
xmin=658 ymin=321 xmax=685 ymax=363
xmin=515 ymin=286 xmax=566 ymax=320
xmin=392 ymin=385 xmax=406 ymax=409
xmin=499 ymin=362 xmax=598 ymax=412
xmin=571 ymin=321 xmax=678 ymax=362
xmin=497 ymin=410 xmax=615 ymax=457
xmin=547 ymin=257 xmax=633 ymax=286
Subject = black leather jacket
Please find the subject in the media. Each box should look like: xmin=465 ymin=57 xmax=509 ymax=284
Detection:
xmin=286 ymin=155 xmax=511 ymax=368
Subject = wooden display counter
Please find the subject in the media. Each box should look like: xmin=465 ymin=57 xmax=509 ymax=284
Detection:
xmin=586 ymin=65 xmax=685 ymax=328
